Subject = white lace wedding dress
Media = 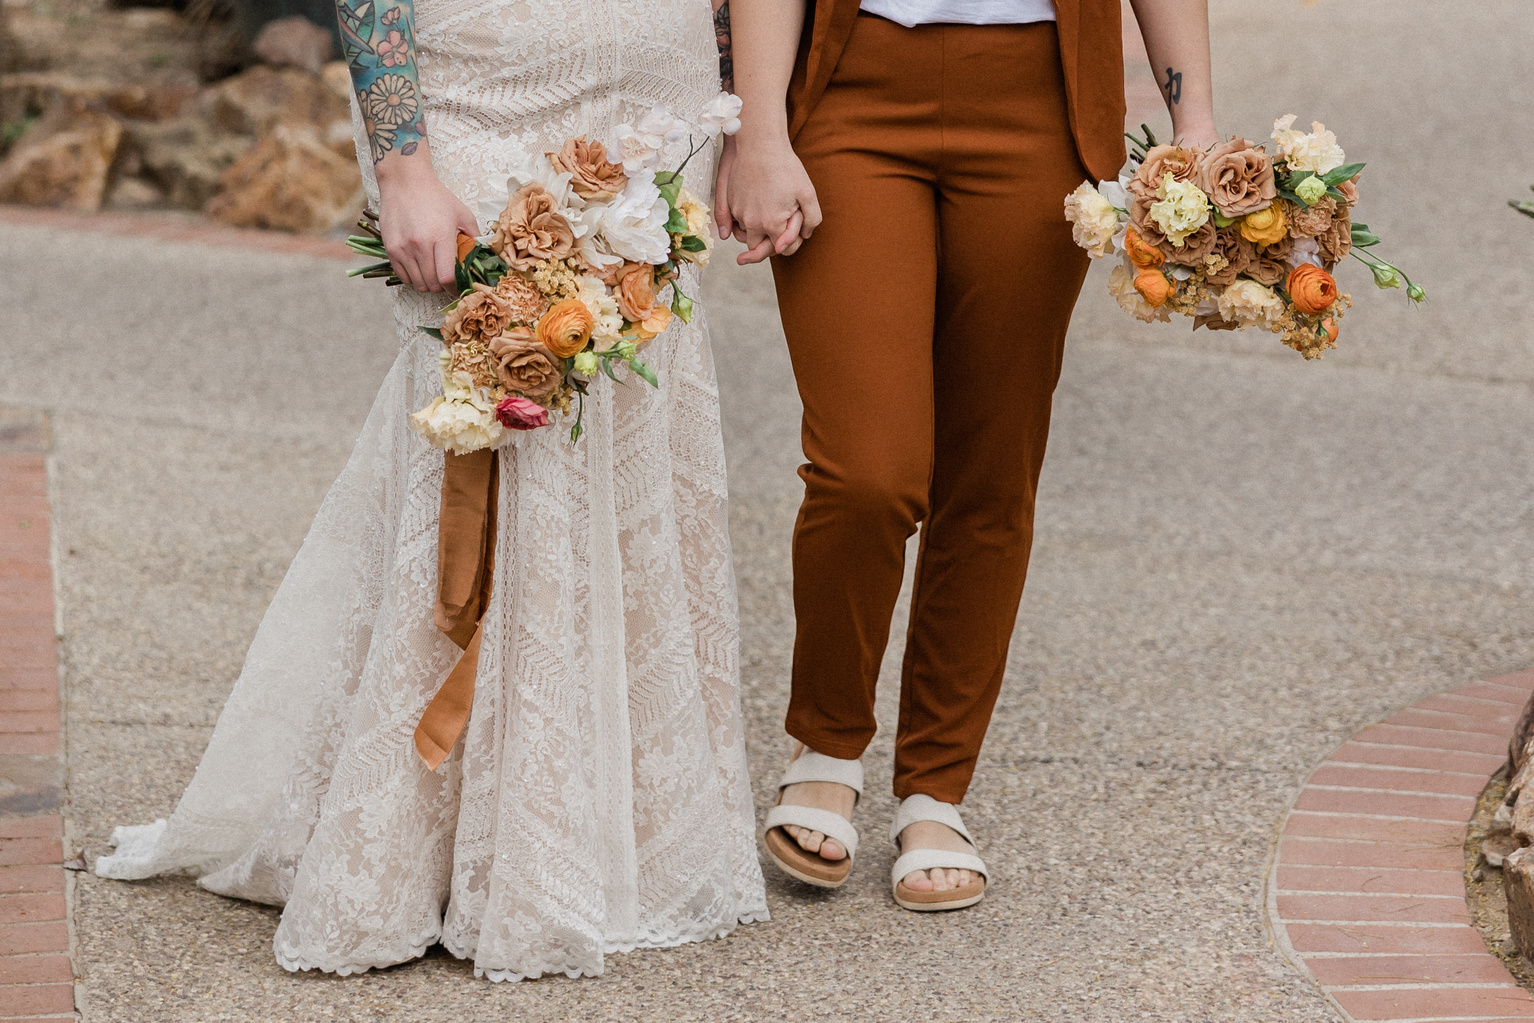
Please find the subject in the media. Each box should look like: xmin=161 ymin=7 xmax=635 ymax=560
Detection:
xmin=94 ymin=0 xmax=768 ymax=981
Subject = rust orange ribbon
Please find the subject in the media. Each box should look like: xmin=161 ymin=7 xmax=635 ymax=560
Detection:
xmin=415 ymin=448 xmax=499 ymax=770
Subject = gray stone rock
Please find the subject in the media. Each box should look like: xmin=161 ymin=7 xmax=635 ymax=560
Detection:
xmin=252 ymin=16 xmax=333 ymax=76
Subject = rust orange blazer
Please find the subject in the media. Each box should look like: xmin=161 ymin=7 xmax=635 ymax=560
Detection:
xmin=785 ymin=0 xmax=1129 ymax=183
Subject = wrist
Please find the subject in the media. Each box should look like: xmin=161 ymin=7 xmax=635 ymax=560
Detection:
xmin=374 ymin=145 xmax=438 ymax=190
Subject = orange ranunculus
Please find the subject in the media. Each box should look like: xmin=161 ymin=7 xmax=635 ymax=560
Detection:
xmin=1238 ymin=202 xmax=1288 ymax=247
xmin=1321 ymin=317 xmax=1339 ymax=343
xmin=536 ymin=298 xmax=594 ymax=358
xmin=1133 ymin=269 xmax=1176 ymax=308
xmin=456 ymin=231 xmax=477 ymax=263
xmin=1123 ymin=227 xmax=1164 ymax=269
xmin=1286 ymin=264 xmax=1339 ymax=315
xmin=614 ymin=262 xmax=657 ymax=323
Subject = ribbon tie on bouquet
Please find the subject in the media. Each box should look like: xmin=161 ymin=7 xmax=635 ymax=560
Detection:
xmin=414 ymin=449 xmax=499 ymax=770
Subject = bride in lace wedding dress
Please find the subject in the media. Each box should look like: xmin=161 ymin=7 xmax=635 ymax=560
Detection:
xmin=93 ymin=0 xmax=767 ymax=982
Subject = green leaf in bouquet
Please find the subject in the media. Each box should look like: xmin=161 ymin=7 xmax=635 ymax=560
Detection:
xmin=1211 ymin=211 xmax=1237 ymax=228
xmin=664 ymin=207 xmax=689 ymax=234
xmin=1322 ymin=162 xmax=1366 ymax=186
xmin=600 ymin=354 xmax=623 ymax=382
xmin=630 ymin=358 xmax=659 ymax=388
xmin=671 ymin=288 xmax=695 ymax=324
xmin=1349 ymin=223 xmax=1381 ymax=247
xmin=454 ymin=261 xmax=472 ymax=294
xmin=678 ymin=235 xmax=708 ymax=252
xmin=654 ymin=174 xmax=684 ymax=207
xmin=419 ymin=327 xmax=444 ymax=340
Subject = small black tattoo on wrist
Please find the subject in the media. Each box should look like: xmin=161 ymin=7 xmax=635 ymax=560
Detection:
xmin=1162 ymin=66 xmax=1183 ymax=105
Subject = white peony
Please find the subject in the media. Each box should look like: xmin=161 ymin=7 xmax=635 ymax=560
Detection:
xmin=577 ymin=274 xmax=625 ymax=349
xmin=698 ymin=91 xmax=743 ymax=137
xmin=410 ymin=369 xmax=505 ymax=454
xmin=1064 ymin=181 xmax=1121 ymax=258
xmin=1271 ymin=114 xmax=1346 ymax=175
xmin=1109 ymin=262 xmax=1171 ymax=323
xmin=613 ymin=107 xmax=691 ymax=173
xmin=589 ymin=173 xmax=673 ymax=265
xmin=1217 ymin=279 xmax=1285 ymax=328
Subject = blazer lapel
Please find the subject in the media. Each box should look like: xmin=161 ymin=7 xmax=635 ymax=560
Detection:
xmin=789 ymin=0 xmax=865 ymax=140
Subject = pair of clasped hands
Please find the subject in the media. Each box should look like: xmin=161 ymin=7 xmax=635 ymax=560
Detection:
xmin=374 ymin=132 xmax=818 ymax=292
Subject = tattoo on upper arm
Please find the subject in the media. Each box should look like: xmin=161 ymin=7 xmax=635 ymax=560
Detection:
xmin=1162 ymin=66 xmax=1183 ymax=105
xmin=714 ymin=1 xmax=733 ymax=93
xmin=338 ymin=0 xmax=427 ymax=163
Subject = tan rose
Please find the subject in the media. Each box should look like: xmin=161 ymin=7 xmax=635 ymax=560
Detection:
xmin=549 ymin=135 xmax=628 ymax=202
xmin=1288 ymin=196 xmax=1337 ymax=239
xmin=490 ymin=183 xmax=577 ymax=270
xmin=1195 ymin=137 xmax=1277 ymax=218
xmin=536 ymin=298 xmax=594 ymax=358
xmin=1244 ymin=251 xmax=1290 ymax=286
xmin=488 ymin=327 xmax=562 ymax=398
xmin=1126 ymin=193 xmax=1169 ymax=250
xmin=1163 ymin=220 xmax=1218 ymax=267
xmin=1335 ymin=173 xmax=1360 ymax=208
xmin=1318 ymin=208 xmax=1352 ymax=266
xmin=1128 ymin=145 xmax=1201 ymax=202
xmin=613 ymin=262 xmax=657 ymax=323
xmin=1203 ymin=227 xmax=1255 ymax=287
xmin=443 ymin=283 xmax=515 ymax=345
xmin=493 ymin=272 xmax=549 ymax=325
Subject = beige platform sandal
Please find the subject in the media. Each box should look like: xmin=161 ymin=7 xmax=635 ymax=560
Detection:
xmin=762 ymin=749 xmax=863 ymax=888
xmin=889 ymin=794 xmax=989 ymax=912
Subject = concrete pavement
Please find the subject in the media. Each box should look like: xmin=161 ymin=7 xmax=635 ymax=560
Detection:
xmin=1 ymin=0 xmax=1532 ymax=1018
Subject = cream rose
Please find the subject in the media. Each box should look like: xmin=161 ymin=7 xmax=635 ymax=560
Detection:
xmin=1064 ymin=181 xmax=1121 ymax=258
xmin=674 ymin=186 xmax=715 ymax=266
xmin=410 ymin=368 xmax=505 ymax=454
xmin=1271 ymin=115 xmax=1346 ymax=175
xmin=1148 ymin=173 xmax=1212 ymax=248
xmin=1216 ymin=279 xmax=1285 ymax=328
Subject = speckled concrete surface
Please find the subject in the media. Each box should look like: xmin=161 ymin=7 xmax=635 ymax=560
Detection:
xmin=2 ymin=0 xmax=1532 ymax=1019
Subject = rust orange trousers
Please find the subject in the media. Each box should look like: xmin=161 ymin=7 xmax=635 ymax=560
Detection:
xmin=772 ymin=14 xmax=1092 ymax=803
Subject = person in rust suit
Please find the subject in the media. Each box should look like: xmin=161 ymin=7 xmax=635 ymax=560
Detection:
xmin=715 ymin=0 xmax=1219 ymax=910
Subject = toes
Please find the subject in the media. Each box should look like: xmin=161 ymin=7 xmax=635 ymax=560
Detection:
xmin=819 ymin=838 xmax=846 ymax=861
xmin=932 ymin=868 xmax=954 ymax=892
xmin=903 ymin=869 xmax=933 ymax=892
xmin=797 ymin=829 xmax=825 ymax=854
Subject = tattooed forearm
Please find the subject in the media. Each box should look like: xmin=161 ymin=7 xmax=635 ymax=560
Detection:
xmin=337 ymin=0 xmax=426 ymax=164
xmin=1161 ymin=65 xmax=1183 ymax=105
xmin=714 ymin=0 xmax=733 ymax=93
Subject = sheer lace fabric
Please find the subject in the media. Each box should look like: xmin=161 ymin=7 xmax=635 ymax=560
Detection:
xmin=94 ymin=0 xmax=768 ymax=981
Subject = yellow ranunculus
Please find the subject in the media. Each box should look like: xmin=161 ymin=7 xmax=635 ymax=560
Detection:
xmin=1239 ymin=203 xmax=1288 ymax=246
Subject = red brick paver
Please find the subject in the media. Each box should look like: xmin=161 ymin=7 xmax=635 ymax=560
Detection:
xmin=0 ymin=412 xmax=75 ymax=1020
xmin=1269 ymin=672 xmax=1534 ymax=1023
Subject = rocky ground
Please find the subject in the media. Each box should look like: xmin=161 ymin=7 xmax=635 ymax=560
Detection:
xmin=0 ymin=0 xmax=362 ymax=231
xmin=1 ymin=0 xmax=1532 ymax=1020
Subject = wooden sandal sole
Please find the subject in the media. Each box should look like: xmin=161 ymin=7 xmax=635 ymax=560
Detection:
xmin=893 ymin=877 xmax=986 ymax=912
xmin=764 ymin=826 xmax=853 ymax=888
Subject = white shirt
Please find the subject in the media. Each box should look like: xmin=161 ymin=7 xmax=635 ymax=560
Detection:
xmin=858 ymin=0 xmax=1056 ymax=28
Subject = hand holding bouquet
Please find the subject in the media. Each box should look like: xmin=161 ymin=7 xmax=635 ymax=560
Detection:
xmin=348 ymin=92 xmax=743 ymax=445
xmin=1066 ymin=116 xmax=1421 ymax=359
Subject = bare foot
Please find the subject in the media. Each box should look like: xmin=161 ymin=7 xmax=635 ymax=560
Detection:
xmin=777 ymin=743 xmax=858 ymax=861
xmin=898 ymin=819 xmax=981 ymax=892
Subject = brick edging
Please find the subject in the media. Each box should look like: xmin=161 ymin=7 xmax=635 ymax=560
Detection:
xmin=0 ymin=409 xmax=77 ymax=1020
xmin=1265 ymin=670 xmax=1534 ymax=1023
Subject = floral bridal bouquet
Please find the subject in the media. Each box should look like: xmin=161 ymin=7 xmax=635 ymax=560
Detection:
xmin=1065 ymin=116 xmax=1422 ymax=359
xmin=347 ymin=92 xmax=743 ymax=446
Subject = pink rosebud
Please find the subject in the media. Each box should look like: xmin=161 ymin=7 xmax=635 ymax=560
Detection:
xmin=494 ymin=394 xmax=550 ymax=431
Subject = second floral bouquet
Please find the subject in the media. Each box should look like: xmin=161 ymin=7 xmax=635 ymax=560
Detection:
xmin=1065 ymin=116 xmax=1422 ymax=359
xmin=349 ymin=93 xmax=743 ymax=449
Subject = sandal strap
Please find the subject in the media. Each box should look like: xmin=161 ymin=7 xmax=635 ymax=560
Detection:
xmin=888 ymin=793 xmax=976 ymax=846
xmin=779 ymin=750 xmax=864 ymax=800
xmin=890 ymin=848 xmax=988 ymax=887
xmin=764 ymin=805 xmax=860 ymax=860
